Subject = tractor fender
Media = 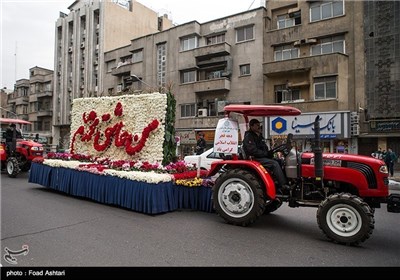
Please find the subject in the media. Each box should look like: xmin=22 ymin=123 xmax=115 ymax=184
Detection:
xmin=0 ymin=144 xmax=6 ymax=161
xmin=209 ymin=160 xmax=277 ymax=199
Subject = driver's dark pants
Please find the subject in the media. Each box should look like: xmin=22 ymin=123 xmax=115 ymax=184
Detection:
xmin=255 ymin=157 xmax=287 ymax=188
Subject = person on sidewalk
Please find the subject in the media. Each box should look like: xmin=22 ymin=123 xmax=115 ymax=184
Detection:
xmin=242 ymin=119 xmax=290 ymax=194
xmin=385 ymin=148 xmax=397 ymax=177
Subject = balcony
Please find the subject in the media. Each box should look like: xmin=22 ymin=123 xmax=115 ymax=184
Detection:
xmin=37 ymin=110 xmax=53 ymax=117
xmin=194 ymin=43 xmax=231 ymax=60
xmin=37 ymin=91 xmax=53 ymax=98
xmin=193 ymin=78 xmax=230 ymax=93
xmin=264 ymin=53 xmax=348 ymax=76
xmin=111 ymin=62 xmax=132 ymax=76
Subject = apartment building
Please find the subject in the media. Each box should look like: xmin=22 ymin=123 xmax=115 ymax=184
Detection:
xmin=52 ymin=0 xmax=173 ymax=148
xmin=28 ymin=66 xmax=54 ymax=143
xmin=104 ymin=7 xmax=268 ymax=156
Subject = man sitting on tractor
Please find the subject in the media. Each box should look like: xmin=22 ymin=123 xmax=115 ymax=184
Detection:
xmin=4 ymin=123 xmax=22 ymax=155
xmin=242 ymin=119 xmax=291 ymax=194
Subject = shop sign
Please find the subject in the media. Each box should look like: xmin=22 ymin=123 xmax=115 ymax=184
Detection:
xmin=370 ymin=121 xmax=400 ymax=132
xmin=176 ymin=131 xmax=196 ymax=145
xmin=268 ymin=112 xmax=343 ymax=137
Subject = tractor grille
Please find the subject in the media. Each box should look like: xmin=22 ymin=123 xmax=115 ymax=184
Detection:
xmin=345 ymin=162 xmax=377 ymax=189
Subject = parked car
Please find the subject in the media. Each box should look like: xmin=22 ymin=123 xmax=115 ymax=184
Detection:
xmin=184 ymin=148 xmax=224 ymax=170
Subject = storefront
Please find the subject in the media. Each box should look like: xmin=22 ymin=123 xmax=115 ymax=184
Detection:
xmin=265 ymin=111 xmax=355 ymax=154
xmin=175 ymin=129 xmax=216 ymax=157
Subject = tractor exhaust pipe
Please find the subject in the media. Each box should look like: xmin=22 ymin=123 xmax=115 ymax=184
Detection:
xmin=313 ymin=116 xmax=324 ymax=180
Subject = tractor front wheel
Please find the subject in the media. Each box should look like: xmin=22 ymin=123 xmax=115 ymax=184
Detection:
xmin=317 ymin=193 xmax=374 ymax=246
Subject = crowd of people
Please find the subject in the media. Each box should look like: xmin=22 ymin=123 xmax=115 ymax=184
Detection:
xmin=372 ymin=147 xmax=398 ymax=177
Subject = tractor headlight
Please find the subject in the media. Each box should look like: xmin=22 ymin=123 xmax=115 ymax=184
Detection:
xmin=31 ymin=147 xmax=39 ymax=151
xmin=379 ymin=165 xmax=389 ymax=174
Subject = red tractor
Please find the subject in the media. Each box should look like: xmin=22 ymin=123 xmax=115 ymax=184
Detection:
xmin=208 ymin=105 xmax=400 ymax=246
xmin=1 ymin=118 xmax=44 ymax=177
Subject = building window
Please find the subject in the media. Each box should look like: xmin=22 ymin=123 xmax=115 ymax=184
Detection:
xmin=181 ymin=104 xmax=196 ymax=118
xmin=132 ymin=49 xmax=143 ymax=63
xmin=157 ymin=43 xmax=167 ymax=87
xmin=182 ymin=70 xmax=196 ymax=84
xmin=275 ymin=85 xmax=301 ymax=103
xmin=240 ymin=64 xmax=251 ymax=76
xmin=181 ymin=36 xmax=198 ymax=51
xmin=277 ymin=12 xmax=301 ymax=29
xmin=207 ymin=70 xmax=222 ymax=80
xmin=236 ymin=25 xmax=254 ymax=43
xmin=310 ymin=0 xmax=344 ymax=22
xmin=275 ymin=45 xmax=299 ymax=61
xmin=106 ymin=60 xmax=116 ymax=72
xmin=206 ymin=33 xmax=225 ymax=45
xmin=311 ymin=35 xmax=345 ymax=55
xmin=314 ymin=76 xmax=337 ymax=100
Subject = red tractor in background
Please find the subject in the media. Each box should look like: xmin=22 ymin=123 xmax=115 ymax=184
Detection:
xmin=1 ymin=118 xmax=44 ymax=178
xmin=208 ymin=105 xmax=400 ymax=246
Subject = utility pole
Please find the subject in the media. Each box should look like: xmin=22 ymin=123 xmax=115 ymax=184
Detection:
xmin=14 ymin=41 xmax=18 ymax=86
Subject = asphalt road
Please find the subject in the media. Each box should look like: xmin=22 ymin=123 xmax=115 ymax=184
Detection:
xmin=1 ymin=172 xmax=400 ymax=270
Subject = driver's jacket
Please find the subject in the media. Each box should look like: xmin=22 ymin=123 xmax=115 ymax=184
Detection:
xmin=242 ymin=130 xmax=273 ymax=159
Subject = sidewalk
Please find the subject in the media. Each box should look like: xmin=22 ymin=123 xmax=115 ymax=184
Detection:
xmin=389 ymin=170 xmax=400 ymax=191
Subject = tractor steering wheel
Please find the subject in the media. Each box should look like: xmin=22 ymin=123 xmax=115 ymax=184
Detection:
xmin=271 ymin=133 xmax=293 ymax=157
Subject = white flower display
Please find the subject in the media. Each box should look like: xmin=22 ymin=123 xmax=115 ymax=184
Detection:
xmin=70 ymin=93 xmax=167 ymax=163
xmin=43 ymin=159 xmax=82 ymax=169
xmin=103 ymin=169 xmax=172 ymax=184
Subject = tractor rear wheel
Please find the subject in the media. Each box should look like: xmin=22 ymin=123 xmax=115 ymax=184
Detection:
xmin=7 ymin=157 xmax=20 ymax=178
xmin=213 ymin=169 xmax=265 ymax=226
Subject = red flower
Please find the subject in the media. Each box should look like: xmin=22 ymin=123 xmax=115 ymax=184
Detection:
xmin=114 ymin=102 xmax=123 ymax=117
xmin=102 ymin=114 xmax=111 ymax=122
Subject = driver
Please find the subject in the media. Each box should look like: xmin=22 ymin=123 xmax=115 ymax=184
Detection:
xmin=242 ymin=119 xmax=290 ymax=194
xmin=5 ymin=123 xmax=22 ymax=154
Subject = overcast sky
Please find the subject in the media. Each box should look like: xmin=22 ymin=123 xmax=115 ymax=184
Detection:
xmin=1 ymin=0 xmax=263 ymax=89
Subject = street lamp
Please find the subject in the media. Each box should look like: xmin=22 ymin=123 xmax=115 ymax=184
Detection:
xmin=0 ymin=106 xmax=18 ymax=118
xmin=130 ymin=74 xmax=155 ymax=89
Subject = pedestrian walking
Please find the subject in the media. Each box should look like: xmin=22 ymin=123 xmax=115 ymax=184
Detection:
xmin=385 ymin=148 xmax=397 ymax=177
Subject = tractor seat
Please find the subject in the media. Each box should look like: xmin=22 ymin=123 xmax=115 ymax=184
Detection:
xmin=239 ymin=146 xmax=253 ymax=160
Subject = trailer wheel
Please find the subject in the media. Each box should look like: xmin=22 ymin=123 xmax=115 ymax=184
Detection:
xmin=317 ymin=193 xmax=374 ymax=246
xmin=7 ymin=157 xmax=20 ymax=178
xmin=213 ymin=169 xmax=265 ymax=226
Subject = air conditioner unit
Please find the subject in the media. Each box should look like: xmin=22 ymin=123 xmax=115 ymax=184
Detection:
xmin=198 ymin=109 xmax=208 ymax=117
xmin=93 ymin=60 xmax=98 ymax=65
xmin=351 ymin=124 xmax=360 ymax=136
xmin=94 ymin=86 xmax=98 ymax=92
xmin=117 ymin=85 xmax=123 ymax=93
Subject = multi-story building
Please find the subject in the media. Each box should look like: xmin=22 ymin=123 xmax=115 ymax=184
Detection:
xmin=52 ymin=0 xmax=173 ymax=148
xmin=28 ymin=66 xmax=54 ymax=143
xmin=7 ymin=79 xmax=29 ymax=122
xmin=104 ymin=7 xmax=268 ymax=156
xmin=360 ymin=1 xmax=400 ymax=155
